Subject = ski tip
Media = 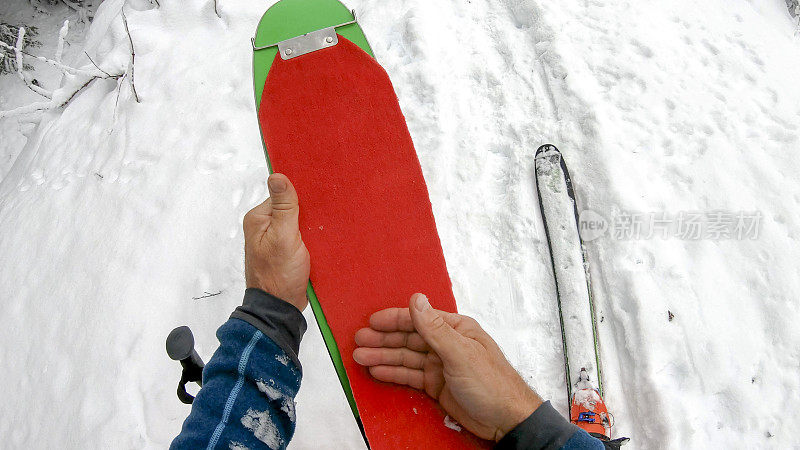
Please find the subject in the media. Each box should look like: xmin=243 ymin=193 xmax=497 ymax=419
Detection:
xmin=535 ymin=143 xmax=560 ymax=157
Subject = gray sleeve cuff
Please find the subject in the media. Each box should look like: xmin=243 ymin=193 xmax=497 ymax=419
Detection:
xmin=230 ymin=288 xmax=307 ymax=371
xmin=495 ymin=400 xmax=581 ymax=450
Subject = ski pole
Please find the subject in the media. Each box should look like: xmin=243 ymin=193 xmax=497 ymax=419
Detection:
xmin=166 ymin=326 xmax=205 ymax=404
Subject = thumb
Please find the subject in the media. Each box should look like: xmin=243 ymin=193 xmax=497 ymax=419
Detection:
xmin=267 ymin=173 xmax=300 ymax=235
xmin=409 ymin=294 xmax=467 ymax=366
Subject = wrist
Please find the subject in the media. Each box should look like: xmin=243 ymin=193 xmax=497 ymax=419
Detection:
xmin=496 ymin=387 xmax=542 ymax=441
xmin=245 ymin=276 xmax=308 ymax=312
xmin=233 ymin=288 xmax=308 ymax=370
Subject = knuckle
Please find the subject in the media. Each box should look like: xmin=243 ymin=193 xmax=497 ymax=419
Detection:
xmin=271 ymin=197 xmax=298 ymax=212
xmin=430 ymin=314 xmax=447 ymax=330
xmin=464 ymin=316 xmax=481 ymax=330
xmin=456 ymin=314 xmax=481 ymax=332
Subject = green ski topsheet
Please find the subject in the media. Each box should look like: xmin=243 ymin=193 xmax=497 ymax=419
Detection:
xmin=253 ymin=0 xmax=373 ymax=109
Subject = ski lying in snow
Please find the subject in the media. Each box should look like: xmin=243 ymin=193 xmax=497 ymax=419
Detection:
xmin=535 ymin=144 xmax=602 ymax=401
xmin=535 ymin=144 xmax=617 ymax=438
xmin=252 ymin=1 xmax=489 ymax=448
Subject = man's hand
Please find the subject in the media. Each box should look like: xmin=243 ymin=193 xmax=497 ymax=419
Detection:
xmin=243 ymin=173 xmax=311 ymax=312
xmin=353 ymin=293 xmax=542 ymax=441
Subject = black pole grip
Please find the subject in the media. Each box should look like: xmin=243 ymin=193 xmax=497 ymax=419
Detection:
xmin=166 ymin=326 xmax=205 ymax=404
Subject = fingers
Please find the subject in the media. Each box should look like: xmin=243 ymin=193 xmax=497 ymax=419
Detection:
xmin=368 ymin=306 xmax=462 ymax=332
xmin=368 ymin=307 xmax=415 ymax=331
xmin=367 ymin=366 xmax=425 ymax=390
xmin=266 ymin=173 xmax=300 ymax=236
xmin=353 ymin=347 xmax=426 ymax=369
xmin=354 ymin=328 xmax=429 ymax=352
xmin=408 ymin=294 xmax=469 ymax=366
xmin=243 ymin=173 xmax=300 ymax=244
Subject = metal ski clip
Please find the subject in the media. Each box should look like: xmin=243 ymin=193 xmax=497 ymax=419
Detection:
xmin=251 ymin=10 xmax=358 ymax=60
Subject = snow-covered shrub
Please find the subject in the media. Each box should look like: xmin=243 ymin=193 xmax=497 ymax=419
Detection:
xmin=0 ymin=23 xmax=40 ymax=75
xmin=788 ymin=0 xmax=800 ymax=18
xmin=0 ymin=20 xmax=123 ymax=120
xmin=28 ymin=0 xmax=92 ymax=7
xmin=28 ymin=0 xmax=96 ymax=23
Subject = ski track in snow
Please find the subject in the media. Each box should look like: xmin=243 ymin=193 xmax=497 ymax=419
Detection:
xmin=548 ymin=1 xmax=800 ymax=447
xmin=1 ymin=0 xmax=799 ymax=448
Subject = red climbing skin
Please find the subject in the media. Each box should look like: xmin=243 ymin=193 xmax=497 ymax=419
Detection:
xmin=258 ymin=36 xmax=490 ymax=448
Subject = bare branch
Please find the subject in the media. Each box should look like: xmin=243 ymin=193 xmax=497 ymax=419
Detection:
xmin=121 ymin=9 xmax=141 ymax=103
xmin=113 ymin=73 xmax=126 ymax=120
xmin=214 ymin=0 xmax=221 ymax=18
xmin=57 ymin=77 xmax=100 ymax=108
xmin=84 ymin=51 xmax=112 ymax=77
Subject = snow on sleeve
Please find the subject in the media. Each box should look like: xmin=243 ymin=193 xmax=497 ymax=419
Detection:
xmin=240 ymin=408 xmax=282 ymax=449
xmin=256 ymin=378 xmax=296 ymax=423
xmin=275 ymin=353 xmax=290 ymax=367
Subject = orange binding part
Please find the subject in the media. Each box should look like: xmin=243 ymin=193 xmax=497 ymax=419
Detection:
xmin=569 ymin=368 xmax=611 ymax=438
xmin=570 ymin=387 xmax=610 ymax=437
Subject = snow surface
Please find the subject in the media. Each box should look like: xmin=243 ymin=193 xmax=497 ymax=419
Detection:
xmin=1 ymin=0 xmax=800 ymax=448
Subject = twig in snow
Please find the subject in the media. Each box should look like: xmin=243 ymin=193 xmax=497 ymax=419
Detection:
xmin=214 ymin=0 xmax=221 ymax=18
xmin=0 ymin=73 xmax=120 ymax=120
xmin=121 ymin=9 xmax=141 ymax=103
xmin=14 ymin=27 xmax=52 ymax=99
xmin=84 ymin=51 xmax=111 ymax=77
xmin=193 ymin=291 xmax=223 ymax=300
xmin=114 ymin=74 xmax=125 ymax=109
xmin=59 ymin=76 xmax=102 ymax=107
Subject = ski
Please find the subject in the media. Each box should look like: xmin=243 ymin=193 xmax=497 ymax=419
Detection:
xmin=251 ymin=1 xmax=487 ymax=448
xmin=534 ymin=144 xmax=604 ymax=405
xmin=535 ymin=144 xmax=603 ymax=399
xmin=535 ymin=144 xmax=629 ymax=446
